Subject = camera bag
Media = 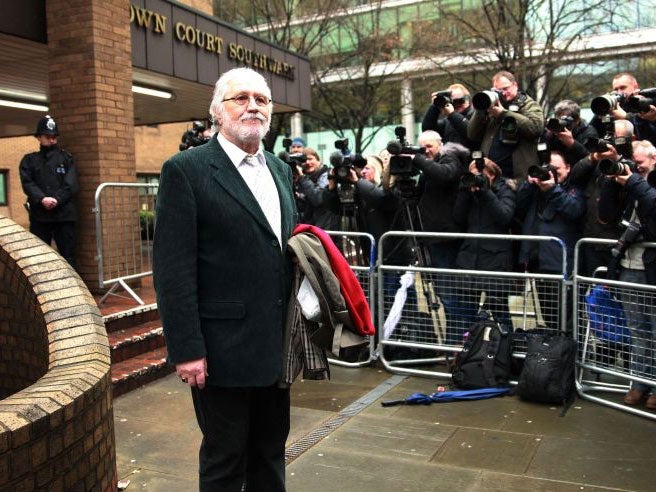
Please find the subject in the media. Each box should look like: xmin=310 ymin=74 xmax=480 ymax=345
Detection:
xmin=451 ymin=315 xmax=511 ymax=389
xmin=517 ymin=334 xmax=577 ymax=416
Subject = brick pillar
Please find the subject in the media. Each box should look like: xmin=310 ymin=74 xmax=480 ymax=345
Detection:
xmin=46 ymin=0 xmax=135 ymax=290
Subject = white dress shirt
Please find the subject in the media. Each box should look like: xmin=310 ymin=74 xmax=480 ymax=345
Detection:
xmin=217 ymin=133 xmax=282 ymax=248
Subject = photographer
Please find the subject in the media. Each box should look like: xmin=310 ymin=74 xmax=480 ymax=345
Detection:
xmin=516 ymin=151 xmax=586 ymax=331
xmin=591 ymin=73 xmax=656 ymax=147
xmin=467 ymin=71 xmax=544 ymax=187
xmin=179 ymin=120 xmax=211 ymax=151
xmin=597 ymin=139 xmax=656 ymax=409
xmin=454 ymin=157 xmax=516 ymax=331
xmin=421 ymin=83 xmax=474 ymax=147
xmin=413 ymin=130 xmax=471 ymax=341
xmin=569 ymin=119 xmax=633 ymax=276
xmin=542 ymin=99 xmax=598 ymax=166
xmin=296 ymin=147 xmax=340 ymax=230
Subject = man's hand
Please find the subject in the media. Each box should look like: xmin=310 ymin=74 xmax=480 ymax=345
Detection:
xmin=555 ymin=128 xmax=575 ymax=148
xmin=637 ymin=105 xmax=656 ymax=122
xmin=488 ymin=100 xmax=505 ymax=119
xmin=611 ymin=105 xmax=627 ymax=120
xmin=177 ymin=357 xmax=208 ymax=389
xmin=441 ymin=102 xmax=454 ymax=116
xmin=528 ymin=174 xmax=555 ymax=192
xmin=612 ymin=164 xmax=633 ymax=186
xmin=590 ymin=144 xmax=620 ymax=163
xmin=41 ymin=197 xmax=58 ymax=210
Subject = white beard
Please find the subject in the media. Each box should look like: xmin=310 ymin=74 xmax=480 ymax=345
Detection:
xmin=224 ymin=113 xmax=270 ymax=146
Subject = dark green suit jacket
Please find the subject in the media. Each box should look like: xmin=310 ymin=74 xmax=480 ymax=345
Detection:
xmin=153 ymin=137 xmax=297 ymax=387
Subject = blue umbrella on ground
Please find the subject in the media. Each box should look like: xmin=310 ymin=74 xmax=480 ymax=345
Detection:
xmin=381 ymin=387 xmax=512 ymax=407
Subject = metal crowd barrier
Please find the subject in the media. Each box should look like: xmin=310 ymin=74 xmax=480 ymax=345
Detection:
xmin=377 ymin=231 xmax=568 ymax=380
xmin=325 ymin=230 xmax=377 ymax=367
xmin=573 ymin=238 xmax=656 ymax=420
xmin=94 ymin=182 xmax=158 ymax=305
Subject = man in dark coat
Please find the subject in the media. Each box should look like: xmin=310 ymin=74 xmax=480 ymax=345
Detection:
xmin=153 ymin=68 xmax=297 ymax=491
xmin=19 ymin=115 xmax=78 ymax=267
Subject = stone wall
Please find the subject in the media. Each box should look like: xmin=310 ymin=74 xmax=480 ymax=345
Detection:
xmin=0 ymin=216 xmax=116 ymax=491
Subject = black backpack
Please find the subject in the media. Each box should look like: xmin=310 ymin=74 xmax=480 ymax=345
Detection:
xmin=517 ymin=334 xmax=577 ymax=416
xmin=451 ymin=316 xmax=512 ymax=389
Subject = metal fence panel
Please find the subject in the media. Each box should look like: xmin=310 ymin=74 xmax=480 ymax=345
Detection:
xmin=377 ymin=231 xmax=568 ymax=380
xmin=325 ymin=230 xmax=377 ymax=367
xmin=573 ymin=238 xmax=656 ymax=420
xmin=94 ymin=182 xmax=158 ymax=305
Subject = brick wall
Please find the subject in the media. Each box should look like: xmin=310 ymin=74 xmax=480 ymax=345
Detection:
xmin=0 ymin=216 xmax=116 ymax=491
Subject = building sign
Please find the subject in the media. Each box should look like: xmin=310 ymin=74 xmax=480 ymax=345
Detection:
xmin=129 ymin=4 xmax=295 ymax=80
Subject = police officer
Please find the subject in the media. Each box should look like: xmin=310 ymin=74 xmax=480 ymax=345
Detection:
xmin=19 ymin=115 xmax=79 ymax=267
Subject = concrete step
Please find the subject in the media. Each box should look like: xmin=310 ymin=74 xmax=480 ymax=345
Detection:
xmin=104 ymin=303 xmax=159 ymax=333
xmin=108 ymin=319 xmax=165 ymax=364
xmin=110 ymin=346 xmax=174 ymax=398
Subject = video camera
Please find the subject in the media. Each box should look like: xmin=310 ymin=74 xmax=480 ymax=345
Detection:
xmin=461 ymin=150 xmax=488 ymax=189
xmin=329 ymin=138 xmax=366 ymax=185
xmin=590 ymin=91 xmax=627 ymax=116
xmin=527 ymin=142 xmax=554 ymax=182
xmin=624 ymin=88 xmax=656 ymax=114
xmin=386 ymin=126 xmax=425 ymax=177
xmin=546 ymin=115 xmax=574 ymax=133
xmin=179 ymin=120 xmax=211 ymax=151
xmin=277 ymin=137 xmax=307 ymax=171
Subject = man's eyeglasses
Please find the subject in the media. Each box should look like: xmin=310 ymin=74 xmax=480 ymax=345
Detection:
xmin=222 ymin=94 xmax=271 ymax=107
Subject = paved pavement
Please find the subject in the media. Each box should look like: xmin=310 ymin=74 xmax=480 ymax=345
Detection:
xmin=113 ymin=363 xmax=656 ymax=491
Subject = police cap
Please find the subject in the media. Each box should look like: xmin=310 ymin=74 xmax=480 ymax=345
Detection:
xmin=35 ymin=115 xmax=59 ymax=137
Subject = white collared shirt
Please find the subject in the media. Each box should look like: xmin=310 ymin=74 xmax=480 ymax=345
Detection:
xmin=216 ymin=133 xmax=282 ymax=248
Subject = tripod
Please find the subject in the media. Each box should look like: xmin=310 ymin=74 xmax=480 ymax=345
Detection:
xmin=392 ymin=180 xmax=445 ymax=345
xmin=336 ymin=183 xmax=367 ymax=266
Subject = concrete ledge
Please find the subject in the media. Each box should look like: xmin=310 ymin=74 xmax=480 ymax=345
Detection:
xmin=0 ymin=216 xmax=116 ymax=491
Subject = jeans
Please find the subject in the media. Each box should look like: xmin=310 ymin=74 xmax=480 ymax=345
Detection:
xmin=619 ymin=268 xmax=656 ymax=394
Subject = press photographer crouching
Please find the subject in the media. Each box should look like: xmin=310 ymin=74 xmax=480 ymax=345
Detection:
xmin=179 ymin=120 xmax=212 ymax=151
xmin=454 ymin=153 xmax=516 ymax=334
xmin=597 ymin=139 xmax=656 ymax=409
xmin=516 ymin=149 xmax=586 ymax=332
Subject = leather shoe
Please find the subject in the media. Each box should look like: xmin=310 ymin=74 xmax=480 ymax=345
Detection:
xmin=646 ymin=395 xmax=656 ymax=410
xmin=623 ymin=388 xmax=647 ymax=405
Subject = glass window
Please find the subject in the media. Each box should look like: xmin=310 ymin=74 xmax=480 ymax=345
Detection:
xmin=0 ymin=171 xmax=7 ymax=206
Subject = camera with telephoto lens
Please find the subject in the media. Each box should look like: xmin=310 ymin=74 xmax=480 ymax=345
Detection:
xmin=590 ymin=91 xmax=627 ymax=116
xmin=179 ymin=120 xmax=211 ymax=151
xmin=624 ymin=87 xmax=656 ymax=113
xmin=527 ymin=142 xmax=553 ymax=182
xmin=330 ymin=138 xmax=366 ymax=184
xmin=472 ymin=89 xmax=505 ymax=111
xmin=607 ymin=219 xmax=643 ymax=279
xmin=386 ymin=126 xmax=425 ymax=177
xmin=277 ymin=137 xmax=307 ymax=172
xmin=546 ymin=115 xmax=574 ymax=133
xmin=585 ymin=115 xmax=615 ymax=153
xmin=598 ymin=156 xmax=634 ymax=176
xmin=433 ymin=90 xmax=453 ymax=110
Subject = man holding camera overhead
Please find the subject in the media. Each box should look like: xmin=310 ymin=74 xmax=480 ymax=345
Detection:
xmin=543 ymin=99 xmax=599 ymax=166
xmin=468 ymin=71 xmax=544 ymax=188
xmin=421 ymin=83 xmax=474 ymax=147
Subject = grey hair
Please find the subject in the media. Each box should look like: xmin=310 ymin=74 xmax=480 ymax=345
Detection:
xmin=633 ymin=139 xmax=656 ymax=158
xmin=209 ymin=68 xmax=272 ymax=133
xmin=418 ymin=130 xmax=442 ymax=144
xmin=614 ymin=118 xmax=634 ymax=138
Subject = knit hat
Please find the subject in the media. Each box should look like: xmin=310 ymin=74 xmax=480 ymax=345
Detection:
xmin=291 ymin=137 xmax=305 ymax=147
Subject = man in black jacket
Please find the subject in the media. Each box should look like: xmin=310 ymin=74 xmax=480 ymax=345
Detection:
xmin=543 ymin=99 xmax=598 ymax=165
xmin=413 ymin=130 xmax=471 ymax=342
xmin=19 ymin=115 xmax=79 ymax=267
xmin=421 ymin=83 xmax=474 ymax=147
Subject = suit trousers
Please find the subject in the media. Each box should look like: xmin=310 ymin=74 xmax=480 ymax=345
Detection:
xmin=191 ymin=384 xmax=290 ymax=492
xmin=30 ymin=220 xmax=76 ymax=268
